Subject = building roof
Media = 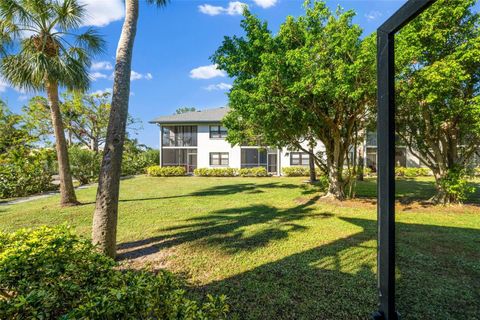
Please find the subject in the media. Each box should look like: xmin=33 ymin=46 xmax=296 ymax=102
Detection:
xmin=149 ymin=107 xmax=230 ymax=124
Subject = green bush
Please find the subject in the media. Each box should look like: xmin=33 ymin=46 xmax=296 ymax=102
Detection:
xmin=69 ymin=147 xmax=101 ymax=185
xmin=395 ymin=167 xmax=431 ymax=177
xmin=438 ymin=167 xmax=474 ymax=203
xmin=282 ymin=167 xmax=323 ymax=177
xmin=147 ymin=166 xmax=186 ymax=177
xmin=194 ymin=168 xmax=238 ymax=177
xmin=0 ymin=226 xmax=228 ymax=319
xmin=239 ymin=167 xmax=269 ymax=177
xmin=122 ymin=140 xmax=160 ymax=176
xmin=0 ymin=149 xmax=56 ymax=199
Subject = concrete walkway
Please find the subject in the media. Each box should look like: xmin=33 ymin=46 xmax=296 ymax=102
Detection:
xmin=0 ymin=185 xmax=92 ymax=206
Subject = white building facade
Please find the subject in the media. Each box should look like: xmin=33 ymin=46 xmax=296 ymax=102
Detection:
xmin=150 ymin=107 xmax=327 ymax=175
xmin=150 ymin=107 xmax=425 ymax=175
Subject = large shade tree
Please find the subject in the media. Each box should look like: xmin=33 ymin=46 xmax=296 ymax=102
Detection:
xmin=0 ymin=0 xmax=104 ymax=206
xmin=395 ymin=0 xmax=480 ymax=204
xmin=213 ymin=2 xmax=376 ymax=199
xmin=92 ymin=0 xmax=168 ymax=258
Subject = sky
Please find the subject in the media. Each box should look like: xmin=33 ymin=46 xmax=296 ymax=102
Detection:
xmin=1 ymin=0 xmax=478 ymax=148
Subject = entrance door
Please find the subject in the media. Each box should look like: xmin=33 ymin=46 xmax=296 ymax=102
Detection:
xmin=187 ymin=153 xmax=197 ymax=174
xmin=267 ymin=154 xmax=277 ymax=174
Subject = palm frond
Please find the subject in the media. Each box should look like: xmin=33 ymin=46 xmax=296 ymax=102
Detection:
xmin=74 ymin=28 xmax=106 ymax=56
xmin=0 ymin=0 xmax=104 ymax=94
xmin=52 ymin=0 xmax=86 ymax=32
xmin=146 ymin=0 xmax=170 ymax=8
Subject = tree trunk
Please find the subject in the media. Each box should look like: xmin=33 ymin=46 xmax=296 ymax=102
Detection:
xmin=92 ymin=0 xmax=139 ymax=258
xmin=308 ymin=148 xmax=317 ymax=183
xmin=46 ymin=81 xmax=78 ymax=206
xmin=356 ymin=141 xmax=365 ymax=181
xmin=325 ymin=162 xmax=346 ymax=200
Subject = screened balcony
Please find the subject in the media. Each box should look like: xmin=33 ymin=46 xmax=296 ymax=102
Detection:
xmin=162 ymin=126 xmax=197 ymax=147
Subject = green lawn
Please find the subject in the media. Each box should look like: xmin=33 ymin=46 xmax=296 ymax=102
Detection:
xmin=1 ymin=176 xmax=479 ymax=319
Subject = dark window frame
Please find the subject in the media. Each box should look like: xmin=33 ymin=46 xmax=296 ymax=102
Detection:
xmin=209 ymin=152 xmax=229 ymax=166
xmin=290 ymin=152 xmax=310 ymax=166
xmin=209 ymin=125 xmax=228 ymax=139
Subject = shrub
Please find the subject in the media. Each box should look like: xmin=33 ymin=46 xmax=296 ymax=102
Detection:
xmin=0 ymin=226 xmax=229 ymax=319
xmin=0 ymin=149 xmax=56 ymax=199
xmin=147 ymin=166 xmax=186 ymax=177
xmin=438 ymin=167 xmax=475 ymax=203
xmin=69 ymin=146 xmax=101 ymax=185
xmin=122 ymin=139 xmax=160 ymax=176
xmin=239 ymin=167 xmax=269 ymax=177
xmin=194 ymin=168 xmax=238 ymax=177
xmin=395 ymin=167 xmax=431 ymax=177
xmin=282 ymin=167 xmax=323 ymax=177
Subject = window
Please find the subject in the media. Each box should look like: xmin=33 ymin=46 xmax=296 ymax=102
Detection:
xmin=162 ymin=126 xmax=197 ymax=147
xmin=210 ymin=152 xmax=229 ymax=166
xmin=162 ymin=149 xmax=197 ymax=167
xmin=290 ymin=152 xmax=310 ymax=166
xmin=209 ymin=125 xmax=228 ymax=139
xmin=241 ymin=148 xmax=267 ymax=168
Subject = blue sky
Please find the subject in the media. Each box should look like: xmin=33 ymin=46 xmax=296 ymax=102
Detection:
xmin=1 ymin=0 xmax=478 ymax=148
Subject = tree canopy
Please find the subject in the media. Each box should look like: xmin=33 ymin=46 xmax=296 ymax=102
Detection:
xmin=212 ymin=1 xmax=376 ymax=199
xmin=395 ymin=0 xmax=480 ymax=203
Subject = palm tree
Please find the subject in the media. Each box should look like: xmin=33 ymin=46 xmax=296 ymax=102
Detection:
xmin=0 ymin=0 xmax=104 ymax=206
xmin=92 ymin=0 xmax=168 ymax=258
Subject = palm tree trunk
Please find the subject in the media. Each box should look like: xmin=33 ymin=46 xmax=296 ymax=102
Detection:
xmin=46 ymin=81 xmax=78 ymax=206
xmin=92 ymin=0 xmax=139 ymax=258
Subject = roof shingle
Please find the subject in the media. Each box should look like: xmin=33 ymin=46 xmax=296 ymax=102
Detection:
xmin=149 ymin=107 xmax=230 ymax=124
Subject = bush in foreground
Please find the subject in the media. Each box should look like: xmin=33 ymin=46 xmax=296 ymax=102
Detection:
xmin=194 ymin=168 xmax=238 ymax=177
xmin=0 ymin=226 xmax=228 ymax=319
xmin=147 ymin=166 xmax=186 ymax=177
xmin=239 ymin=167 xmax=269 ymax=177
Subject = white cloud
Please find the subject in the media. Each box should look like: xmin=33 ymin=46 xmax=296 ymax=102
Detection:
xmin=90 ymin=72 xmax=108 ymax=81
xmin=253 ymin=0 xmax=277 ymax=8
xmin=204 ymin=82 xmax=233 ymax=91
xmin=199 ymin=1 xmax=247 ymax=16
xmin=91 ymin=88 xmax=112 ymax=95
xmin=91 ymin=61 xmax=113 ymax=71
xmin=365 ymin=10 xmax=383 ymax=22
xmin=190 ymin=64 xmax=226 ymax=79
xmin=79 ymin=0 xmax=124 ymax=27
xmin=0 ymin=79 xmax=8 ymax=93
xmin=130 ymin=71 xmax=153 ymax=81
xmin=18 ymin=95 xmax=29 ymax=101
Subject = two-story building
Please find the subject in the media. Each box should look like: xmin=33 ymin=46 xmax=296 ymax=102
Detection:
xmin=149 ymin=107 xmax=326 ymax=175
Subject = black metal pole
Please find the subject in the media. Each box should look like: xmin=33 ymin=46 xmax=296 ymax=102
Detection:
xmin=373 ymin=29 xmax=398 ymax=320
xmin=373 ymin=1 xmax=438 ymax=319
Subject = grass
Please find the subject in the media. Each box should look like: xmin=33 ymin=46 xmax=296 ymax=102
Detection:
xmin=1 ymin=176 xmax=479 ymax=319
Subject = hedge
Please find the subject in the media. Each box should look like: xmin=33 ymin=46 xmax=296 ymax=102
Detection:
xmin=194 ymin=168 xmax=238 ymax=177
xmin=282 ymin=167 xmax=323 ymax=177
xmin=395 ymin=167 xmax=431 ymax=177
xmin=147 ymin=166 xmax=186 ymax=177
xmin=0 ymin=226 xmax=229 ymax=319
xmin=239 ymin=167 xmax=269 ymax=177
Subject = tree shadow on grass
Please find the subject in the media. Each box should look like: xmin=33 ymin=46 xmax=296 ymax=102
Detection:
xmin=117 ymin=195 xmax=325 ymax=259
xmin=192 ymin=218 xmax=480 ymax=320
xmin=116 ymin=182 xmax=304 ymax=203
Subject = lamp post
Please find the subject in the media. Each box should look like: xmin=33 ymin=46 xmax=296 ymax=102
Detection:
xmin=374 ymin=1 xmax=437 ymax=319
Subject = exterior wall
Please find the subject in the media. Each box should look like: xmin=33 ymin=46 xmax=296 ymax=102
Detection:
xmin=280 ymin=141 xmax=326 ymax=169
xmin=197 ymin=124 xmax=241 ymax=169
xmin=157 ymin=124 xmax=431 ymax=175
